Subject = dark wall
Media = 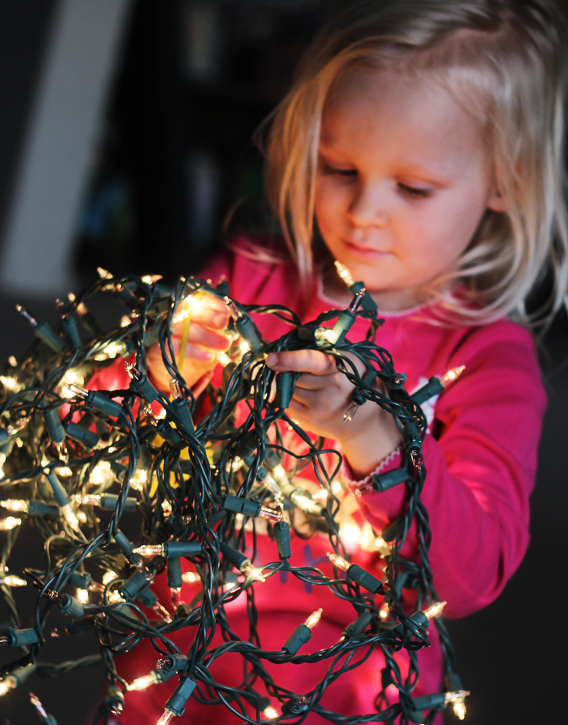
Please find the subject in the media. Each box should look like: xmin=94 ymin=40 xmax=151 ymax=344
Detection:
xmin=0 ymin=0 xmax=58 ymax=252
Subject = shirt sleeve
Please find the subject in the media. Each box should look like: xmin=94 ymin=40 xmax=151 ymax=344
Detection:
xmin=354 ymin=321 xmax=547 ymax=618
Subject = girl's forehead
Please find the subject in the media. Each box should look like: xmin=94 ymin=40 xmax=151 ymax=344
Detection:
xmin=320 ymin=65 xmax=486 ymax=167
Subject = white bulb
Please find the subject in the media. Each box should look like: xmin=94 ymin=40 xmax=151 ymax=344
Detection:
xmin=128 ymin=673 xmax=158 ymax=691
xmin=156 ymin=710 xmax=174 ymax=725
xmin=0 ymin=517 xmax=22 ymax=531
xmin=90 ymin=461 xmax=114 ymax=485
xmin=76 ymin=588 xmax=89 ymax=605
xmin=0 ymin=678 xmax=14 ymax=697
xmin=102 ymin=570 xmax=118 ymax=586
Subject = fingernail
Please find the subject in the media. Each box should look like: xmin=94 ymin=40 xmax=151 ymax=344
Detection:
xmin=266 ymin=354 xmax=278 ymax=367
xmin=202 ymin=351 xmax=213 ymax=361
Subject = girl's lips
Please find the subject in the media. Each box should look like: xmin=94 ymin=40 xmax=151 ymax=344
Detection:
xmin=344 ymin=240 xmax=391 ymax=256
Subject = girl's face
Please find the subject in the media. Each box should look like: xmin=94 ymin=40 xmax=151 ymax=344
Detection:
xmin=315 ymin=65 xmax=505 ymax=311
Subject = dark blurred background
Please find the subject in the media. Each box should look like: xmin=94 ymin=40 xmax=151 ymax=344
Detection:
xmin=0 ymin=1 xmax=566 ymax=724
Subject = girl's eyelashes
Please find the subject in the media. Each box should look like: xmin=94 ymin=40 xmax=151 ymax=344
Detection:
xmin=321 ymin=162 xmax=357 ymax=178
xmin=397 ymin=182 xmax=431 ymax=198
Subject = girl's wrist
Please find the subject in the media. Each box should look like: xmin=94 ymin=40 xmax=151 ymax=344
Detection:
xmin=339 ymin=408 xmax=403 ymax=479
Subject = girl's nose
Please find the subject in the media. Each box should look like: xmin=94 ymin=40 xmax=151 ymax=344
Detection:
xmin=347 ymin=183 xmax=389 ymax=228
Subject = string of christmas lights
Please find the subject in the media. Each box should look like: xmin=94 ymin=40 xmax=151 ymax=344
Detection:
xmin=0 ymin=267 xmax=468 ymax=724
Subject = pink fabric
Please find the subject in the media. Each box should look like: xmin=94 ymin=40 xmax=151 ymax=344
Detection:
xmin=112 ymin=239 xmax=546 ymax=723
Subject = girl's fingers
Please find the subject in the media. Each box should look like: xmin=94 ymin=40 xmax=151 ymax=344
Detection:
xmin=171 ymin=337 xmax=225 ymax=361
xmin=266 ymin=350 xmax=336 ymax=375
xmin=294 ymin=372 xmax=334 ymax=390
xmin=190 ymin=301 xmax=230 ymax=330
xmin=172 ymin=294 xmax=230 ymax=334
xmin=171 ymin=322 xmax=230 ymax=351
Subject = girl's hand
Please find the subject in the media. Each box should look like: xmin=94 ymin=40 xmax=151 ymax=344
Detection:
xmin=146 ymin=294 xmax=230 ymax=392
xmin=266 ymin=350 xmax=403 ymax=478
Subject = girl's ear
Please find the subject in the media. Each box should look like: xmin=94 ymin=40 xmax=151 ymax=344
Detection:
xmin=487 ymin=187 xmax=507 ymax=213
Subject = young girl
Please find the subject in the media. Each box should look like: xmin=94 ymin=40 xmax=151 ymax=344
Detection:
xmin=119 ymin=0 xmax=568 ymax=722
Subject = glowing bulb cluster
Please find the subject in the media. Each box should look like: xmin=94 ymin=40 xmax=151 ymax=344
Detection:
xmin=0 ymin=516 xmax=22 ymax=531
xmin=0 ymin=571 xmax=26 ymax=587
xmin=130 ymin=468 xmax=148 ymax=491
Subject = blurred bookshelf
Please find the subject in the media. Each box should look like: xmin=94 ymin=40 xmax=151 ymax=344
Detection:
xmin=73 ymin=0 xmax=330 ymax=286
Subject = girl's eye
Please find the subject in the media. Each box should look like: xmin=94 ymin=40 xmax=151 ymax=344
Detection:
xmin=398 ymin=183 xmax=430 ymax=198
xmin=322 ymin=163 xmax=357 ymax=178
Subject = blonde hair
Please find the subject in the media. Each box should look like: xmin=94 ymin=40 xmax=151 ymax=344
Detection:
xmin=261 ymin=0 xmax=568 ymax=326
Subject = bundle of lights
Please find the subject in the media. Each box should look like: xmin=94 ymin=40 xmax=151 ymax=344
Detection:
xmin=0 ymin=269 xmax=468 ymax=724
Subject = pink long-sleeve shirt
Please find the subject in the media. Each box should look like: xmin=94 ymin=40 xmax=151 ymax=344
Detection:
xmin=112 ymin=240 xmax=546 ymax=724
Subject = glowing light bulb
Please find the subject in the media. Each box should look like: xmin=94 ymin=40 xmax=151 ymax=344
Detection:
xmin=264 ymin=705 xmax=279 ymax=719
xmin=60 ymin=370 xmax=84 ymax=397
xmin=339 ymin=524 xmax=361 ymax=550
xmin=128 ymin=672 xmax=159 ymax=691
xmin=0 ymin=516 xmax=22 ymax=531
xmin=291 ymin=493 xmax=313 ymax=511
xmin=133 ymin=544 xmax=163 ymax=557
xmin=97 ymin=267 xmax=113 ymax=280
xmin=172 ymin=295 xmax=201 ymax=324
xmin=231 ymin=456 xmax=244 ymax=471
xmin=271 ymin=464 xmax=288 ymax=486
xmin=378 ymin=602 xmax=390 ymax=620
xmin=0 ymin=499 xmax=28 ymax=513
xmin=0 ymin=677 xmax=15 ymax=696
xmin=453 ymin=699 xmax=466 ymax=720
xmin=239 ymin=341 xmax=250 ymax=355
xmin=58 ymin=466 xmax=73 ymax=477
xmin=150 ymin=602 xmax=172 ymax=622
xmin=304 ymin=608 xmax=323 ymax=630
xmin=162 ymin=500 xmax=173 ymax=516
xmin=374 ymin=535 xmax=391 ymax=557
xmin=441 ymin=366 xmax=466 ymax=386
xmin=312 ymin=489 xmax=328 ymax=502
xmin=181 ymin=571 xmax=200 ymax=584
xmin=314 ymin=328 xmax=339 ymax=346
xmin=90 ymin=461 xmax=114 ymax=485
xmin=327 ymin=552 xmax=350 ymax=571
xmin=142 ymin=274 xmax=162 ymax=285
xmin=240 ymin=561 xmax=266 ymax=582
xmin=30 ymin=692 xmax=49 ymax=719
xmin=0 ymin=574 xmax=26 ymax=587
xmin=120 ymin=315 xmax=131 ymax=327
xmin=130 ymin=469 xmax=148 ymax=491
xmin=423 ymin=601 xmax=447 ymax=620
xmin=217 ymin=352 xmax=231 ymax=366
xmin=102 ymin=570 xmax=118 ymax=586
xmin=169 ymin=378 xmax=182 ymax=400
xmin=76 ymin=588 xmax=89 ymax=605
xmin=0 ymin=376 xmax=20 ymax=392
xmin=108 ymin=590 xmax=124 ymax=604
xmin=156 ymin=710 xmax=174 ymax=725
xmin=60 ymin=504 xmax=80 ymax=531
xmin=334 ymin=260 xmax=355 ymax=286
xmin=94 ymin=341 xmax=126 ymax=361
xmin=445 ymin=690 xmax=470 ymax=720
